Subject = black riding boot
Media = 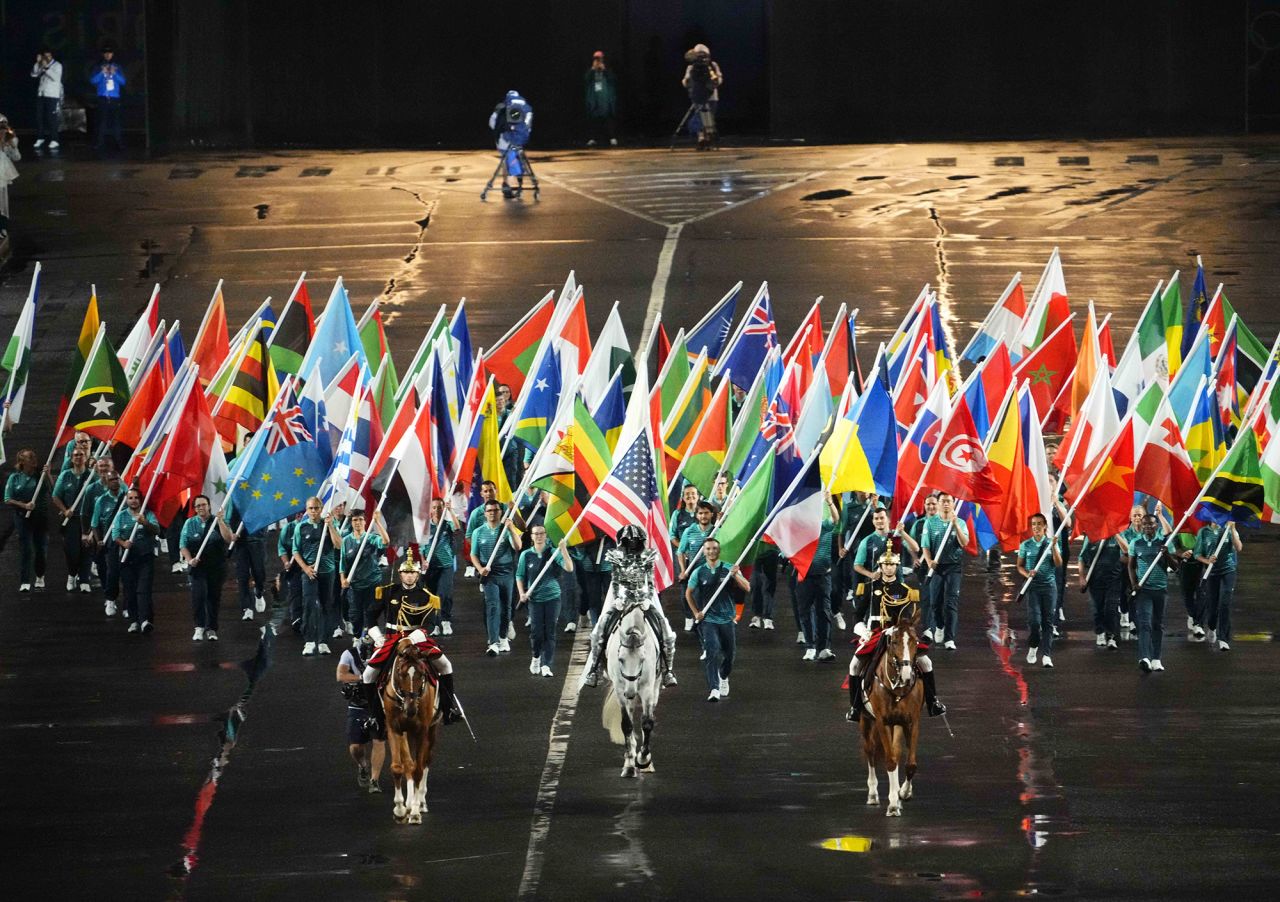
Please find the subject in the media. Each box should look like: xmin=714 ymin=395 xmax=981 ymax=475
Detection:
xmin=922 ymin=670 xmax=946 ymax=717
xmin=846 ymin=681 xmax=862 ymax=722
xmin=437 ymin=673 xmax=460 ymax=724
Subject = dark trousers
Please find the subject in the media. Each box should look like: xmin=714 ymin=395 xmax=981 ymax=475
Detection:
xmin=482 ymin=573 xmax=514 ymax=645
xmin=1179 ymin=560 xmax=1205 ymax=623
xmin=348 ymin=584 xmax=376 ymax=635
xmin=1203 ymin=570 xmax=1236 ymax=642
xmin=98 ymin=543 xmax=120 ymax=601
xmin=793 ymin=567 xmax=832 ymax=651
xmin=189 ymin=568 xmax=224 ymax=630
xmin=586 ymin=113 xmax=616 ymax=143
xmin=120 ymin=555 xmax=155 ymax=623
xmin=36 ymin=96 xmax=59 ymax=142
xmin=575 ymin=569 xmax=610 ymax=625
xmin=701 ymin=620 xmax=736 ymax=689
xmin=94 ymin=97 xmax=123 ymax=148
xmin=1026 ymin=584 xmax=1057 ymax=653
xmin=927 ymin=566 xmax=963 ymax=642
xmin=1135 ymin=587 xmax=1166 ymax=662
xmin=750 ymin=554 xmax=778 ymax=618
xmin=15 ymin=514 xmax=48 ymax=583
xmin=830 ymin=554 xmax=853 ymax=615
xmin=301 ymin=570 xmax=337 ymax=643
xmin=1088 ymin=572 xmax=1121 ymax=639
xmin=234 ymin=537 xmax=266 ymax=610
xmin=529 ymin=598 xmax=561 ymax=667
xmin=281 ymin=567 xmax=303 ymax=625
xmin=426 ymin=564 xmax=455 ymax=622
xmin=62 ymin=520 xmax=92 ymax=586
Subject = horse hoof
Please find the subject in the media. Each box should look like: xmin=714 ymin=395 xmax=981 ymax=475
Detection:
xmin=900 ymin=783 xmax=913 ymax=800
xmin=887 ymin=805 xmax=902 ymax=817
xmin=866 ymin=795 xmax=879 ymax=806
xmin=621 ymin=766 xmax=637 ymax=778
xmin=641 ymin=762 xmax=655 ymax=773
xmin=408 ymin=812 xmax=422 ymax=825
xmin=636 ymin=754 xmax=652 ymax=769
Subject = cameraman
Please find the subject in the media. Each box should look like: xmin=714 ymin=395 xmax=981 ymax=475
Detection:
xmin=488 ymin=90 xmax=533 ymax=199
xmin=30 ymin=49 xmax=63 ymax=150
xmin=681 ymin=43 xmax=722 ymax=149
xmin=89 ymin=45 xmax=126 ymax=151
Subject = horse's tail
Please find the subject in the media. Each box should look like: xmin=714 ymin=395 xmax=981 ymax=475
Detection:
xmin=601 ymin=688 xmax=625 ymax=745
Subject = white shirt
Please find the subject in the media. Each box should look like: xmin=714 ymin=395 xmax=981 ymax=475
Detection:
xmin=32 ymin=60 xmax=64 ymax=99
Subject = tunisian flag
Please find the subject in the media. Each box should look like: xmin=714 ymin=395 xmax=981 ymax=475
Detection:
xmin=921 ymin=395 xmax=1001 ymax=504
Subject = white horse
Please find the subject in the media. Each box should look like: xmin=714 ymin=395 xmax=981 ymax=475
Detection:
xmin=600 ymin=603 xmax=661 ymax=778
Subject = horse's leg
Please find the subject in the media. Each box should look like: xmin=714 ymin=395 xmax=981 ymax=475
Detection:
xmin=885 ymin=725 xmax=902 ymax=817
xmin=620 ymin=706 xmax=636 ymax=778
xmin=389 ymin=734 xmax=408 ymax=821
xmin=861 ymin=719 xmax=879 ymax=806
xmin=901 ymin=719 xmax=919 ymax=801
xmin=407 ymin=732 xmax=426 ymax=825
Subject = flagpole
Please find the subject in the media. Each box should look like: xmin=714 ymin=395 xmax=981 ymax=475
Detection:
xmin=823 ymin=368 xmax=865 ymax=495
xmin=659 ymin=349 xmax=709 ymax=448
xmin=959 ymin=272 xmax=1021 ymax=363
xmin=1196 ymin=524 xmax=1235 ymax=587
xmin=31 ymin=323 xmax=109 ymax=516
xmin=1239 ymin=330 xmax=1280 ymax=426
xmin=206 ymin=318 xmax=259 ymax=414
xmin=189 ymin=280 xmax=223 ymax=362
xmin=687 ymin=281 xmax=744 ymax=347
xmin=715 ymin=283 xmax=766 ymax=375
xmin=1 ymin=262 xmax=40 ymax=421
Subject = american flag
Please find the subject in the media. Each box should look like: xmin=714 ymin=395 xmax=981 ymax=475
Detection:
xmin=582 ymin=433 xmax=675 ymax=591
xmin=264 ymin=383 xmax=313 ymax=453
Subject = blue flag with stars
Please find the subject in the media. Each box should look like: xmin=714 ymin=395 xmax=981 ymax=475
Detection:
xmin=230 ymin=419 xmax=331 ymax=533
xmin=297 ymin=278 xmax=367 ymax=390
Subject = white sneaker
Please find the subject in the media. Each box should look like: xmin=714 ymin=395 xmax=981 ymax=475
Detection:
xmin=524 ymin=618 xmax=531 ymax=628
xmin=1206 ymin=629 xmax=1217 ymax=644
xmin=141 ymin=621 xmax=153 ymax=634
xmin=67 ymin=575 xmax=77 ymax=591
xmin=1096 ymin=633 xmax=1107 ymax=647
xmin=699 ymin=650 xmax=706 ymax=660
xmin=1107 ymin=638 xmax=1118 ymax=649
xmin=206 ymin=630 xmax=218 ymax=641
xmin=718 ymin=677 xmax=729 ymax=696
xmin=763 ymin=619 xmax=775 ymax=630
xmin=171 ymin=562 xmax=185 ymax=573
xmin=1058 ymin=609 xmax=1066 ymax=622
xmin=834 ymin=613 xmax=847 ymax=631
xmin=507 ymin=623 xmax=516 ymax=640
xmin=192 ymin=628 xmax=205 ymax=641
xmin=1151 ymin=659 xmax=1164 ymax=671
xmin=817 ymin=648 xmax=836 ymax=661
xmin=1139 ymin=657 xmax=1151 ymax=672
xmin=486 ymin=644 xmax=499 ymax=657
xmin=530 ymin=656 xmax=540 ymax=675
xmin=19 ymin=583 xmax=30 ymax=593
xmin=1041 ymin=655 xmax=1054 ymax=668
xmin=48 ymin=141 xmax=59 ymax=150
xmin=80 ymin=583 xmax=91 ymax=594
xmin=1218 ymin=640 xmax=1230 ymax=651
xmin=685 ymin=618 xmax=694 ymax=632
xmin=1026 ymin=647 xmax=1038 ymax=664
xmin=1192 ymin=625 xmax=1206 ymax=641
xmin=255 ymin=595 xmax=266 ymax=613
xmin=318 ymin=643 xmax=331 ymax=655
xmin=332 ymin=628 xmax=344 ymax=639
xmin=465 ymin=566 xmax=476 ymax=578
xmin=33 ymin=139 xmax=45 ymax=148
xmin=749 ymin=616 xmax=761 ymax=629
xmin=442 ymin=621 xmax=453 ymax=636
xmin=944 ymin=640 xmax=957 ymax=650
xmin=499 ymin=638 xmax=511 ymax=653
xmin=802 ymin=648 xmax=816 ymax=661
xmin=104 ymin=601 xmax=117 ymax=616
xmin=564 ymin=621 xmax=576 ymax=633
xmin=541 ymin=665 xmax=553 ymax=678
xmin=128 ymin=622 xmax=139 ymax=633
xmin=302 ymin=642 xmax=317 ymax=655
xmin=707 ymin=689 xmax=720 ymax=702
xmin=796 ymin=631 xmax=807 ymax=645
xmin=1186 ymin=616 xmax=1196 ymax=631
xmin=242 ymin=609 xmax=254 ymax=621
xmin=34 ymin=576 xmax=45 ymax=589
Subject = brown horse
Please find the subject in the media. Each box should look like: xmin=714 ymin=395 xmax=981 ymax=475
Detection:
xmin=859 ymin=614 xmax=923 ymax=816
xmin=381 ymin=647 xmax=441 ymax=824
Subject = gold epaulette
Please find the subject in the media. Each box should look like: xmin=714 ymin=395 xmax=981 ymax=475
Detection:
xmin=907 ymin=588 xmax=919 ymax=603
xmin=855 ymin=582 xmax=866 ymax=596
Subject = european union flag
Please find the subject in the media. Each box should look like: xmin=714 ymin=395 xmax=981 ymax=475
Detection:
xmin=230 ymin=428 xmax=331 ymax=533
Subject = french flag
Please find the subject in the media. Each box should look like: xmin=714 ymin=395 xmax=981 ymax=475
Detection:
xmin=764 ymin=451 xmax=824 ymax=580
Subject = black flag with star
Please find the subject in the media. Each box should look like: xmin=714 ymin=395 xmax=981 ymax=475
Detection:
xmin=62 ymin=331 xmax=131 ymax=443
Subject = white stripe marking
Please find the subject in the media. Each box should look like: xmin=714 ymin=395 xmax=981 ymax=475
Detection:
xmin=517 ymin=623 xmax=592 ymax=900
xmin=642 ymin=223 xmax=684 ymax=342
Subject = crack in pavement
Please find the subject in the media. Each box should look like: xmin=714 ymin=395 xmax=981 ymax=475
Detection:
xmin=382 ymin=186 xmax=436 ymax=315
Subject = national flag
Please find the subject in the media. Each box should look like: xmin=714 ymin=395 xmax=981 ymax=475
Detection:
xmin=685 ymin=282 xmax=741 ymax=369
xmin=1135 ymin=391 xmax=1201 ymax=519
xmin=229 ymin=409 xmax=331 ymax=535
xmin=681 ymin=372 xmax=733 ymax=496
xmin=322 ymin=382 xmax=383 ymax=514
xmin=1068 ymin=415 xmax=1136 ymax=540
xmin=658 ymin=330 xmax=690 ymax=423
xmin=558 ymin=395 xmax=611 ymax=545
xmin=736 ymin=355 xmax=794 ymax=484
xmin=1012 ymin=314 xmax=1077 ymax=432
xmin=190 ymin=281 xmax=230 ymax=388
xmin=985 ymin=386 xmax=1053 ymax=550
xmin=656 ymin=323 xmax=672 ymax=374
xmin=821 ymin=302 xmax=854 ymax=405
xmin=61 ymin=326 xmax=132 ymax=443
xmin=1018 ymin=248 xmax=1069 ymax=355
xmin=923 ymin=300 xmax=955 ymax=389
xmin=580 ymin=304 xmax=633 ymax=410
xmin=357 ymin=298 xmax=388 ymax=366
xmin=662 ymin=351 xmax=711 ymax=477
xmin=118 ymin=284 xmax=161 ymax=380
xmin=370 ymin=355 xmax=401 ymax=432
xmin=1067 ymin=302 xmax=1104 ymax=422
xmin=764 ymin=451 xmax=824 ymax=579
xmin=973 ymin=341 xmax=1015 ymax=438
xmin=1133 ymin=277 xmax=1177 ymax=385
xmin=109 ymin=333 xmax=175 ymax=470
xmin=822 ymin=371 xmax=897 ymax=497
xmin=580 ymin=430 xmax=674 ymax=590
xmin=793 ymin=367 xmax=833 ymax=458
xmin=450 ymin=300 xmax=474 ymax=401
xmin=892 ymin=335 xmax=936 ymax=427
xmin=1053 ymin=368 xmax=1119 ymax=490
xmin=1168 ymin=324 xmax=1212 ymax=429
xmin=2 ymin=263 xmax=41 ymax=428
xmin=712 ymin=447 xmax=774 ymax=566
xmin=1212 ymin=317 xmax=1241 ymax=429
xmin=1197 ymin=423 xmax=1265 ymax=525
xmin=370 ymin=400 xmax=436 ymax=546
xmin=920 ymin=394 xmax=1001 ymax=503
xmin=268 ymin=273 xmax=315 ymax=378
xmin=591 ymin=369 xmax=628 ymax=455
xmin=1259 ymin=431 xmax=1280 ymax=523
xmin=136 ymin=370 xmax=222 ymax=526
xmin=1180 ymin=259 xmax=1210 ymax=360
xmin=214 ymin=323 xmax=280 ymax=447
xmin=54 ymin=281 xmax=97 ymax=428
xmin=476 ymin=381 xmax=512 ymax=504
xmin=894 ymin=379 xmax=951 ymax=518
xmin=962 ymin=273 xmax=1026 ymax=364
xmin=717 ymin=283 xmax=778 ymax=389
xmin=1183 ymin=376 xmax=1225 ymax=483
xmin=781 ymin=298 xmax=824 ymax=396
xmin=512 ymin=346 xmax=561 ymax=452
xmin=297 ymin=278 xmax=367 ymax=389
xmin=724 ymin=347 xmax=773 ymax=479
xmin=556 ymin=286 xmax=593 ymax=383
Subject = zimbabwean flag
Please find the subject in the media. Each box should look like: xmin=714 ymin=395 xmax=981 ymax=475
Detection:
xmin=62 ymin=325 xmax=131 ymax=443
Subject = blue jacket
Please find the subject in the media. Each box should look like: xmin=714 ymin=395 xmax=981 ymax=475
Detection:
xmin=91 ymin=62 xmax=125 ymax=98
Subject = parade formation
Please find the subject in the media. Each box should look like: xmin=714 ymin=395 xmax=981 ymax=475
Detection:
xmin=1 ymin=245 xmax=1277 ymax=824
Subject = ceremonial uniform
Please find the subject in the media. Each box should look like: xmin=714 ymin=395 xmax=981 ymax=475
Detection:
xmin=850 ymin=529 xmax=892 ymax=627
xmin=377 ymin=579 xmax=440 ymax=632
xmin=1080 ymin=536 xmax=1124 ymax=645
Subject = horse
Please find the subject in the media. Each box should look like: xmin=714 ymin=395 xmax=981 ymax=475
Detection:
xmin=600 ymin=602 xmax=661 ymax=778
xmin=859 ymin=613 xmax=924 ymax=817
xmin=381 ymin=646 xmax=441 ymax=824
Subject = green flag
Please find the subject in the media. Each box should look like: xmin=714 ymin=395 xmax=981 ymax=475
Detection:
xmin=1260 ymin=429 xmax=1280 ymax=524
xmin=63 ymin=328 xmax=131 ymax=442
xmin=1199 ymin=426 xmax=1264 ymax=525
xmin=712 ymin=450 xmax=774 ymax=564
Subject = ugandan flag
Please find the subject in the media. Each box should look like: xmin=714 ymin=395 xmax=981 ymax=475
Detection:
xmin=62 ymin=326 xmax=131 ymax=443
xmin=1198 ymin=424 xmax=1265 ymax=526
xmin=215 ymin=324 xmax=280 ymax=447
xmin=268 ymin=276 xmax=315 ymax=378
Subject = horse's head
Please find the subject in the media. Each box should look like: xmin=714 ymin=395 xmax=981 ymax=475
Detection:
xmin=886 ymin=617 xmax=918 ymax=689
xmin=389 ymin=651 xmax=430 ymax=720
xmin=614 ymin=608 xmax=650 ymax=701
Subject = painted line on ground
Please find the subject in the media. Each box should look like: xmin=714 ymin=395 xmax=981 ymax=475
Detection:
xmin=641 ymin=223 xmax=684 ymax=342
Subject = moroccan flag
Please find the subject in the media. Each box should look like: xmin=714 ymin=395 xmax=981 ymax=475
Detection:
xmin=1068 ymin=416 xmax=1136 ymax=540
xmin=190 ymin=282 xmax=230 ymax=388
xmin=483 ymin=291 xmax=555 ymax=397
xmin=1012 ymin=314 xmax=1077 ymax=433
xmin=57 ymin=284 xmax=100 ymax=426
xmin=681 ymin=373 xmax=732 ymax=496
xmin=920 ymin=394 xmax=1001 ymax=504
xmin=214 ymin=324 xmax=280 ymax=446
xmin=269 ymin=275 xmax=315 ymax=378
xmin=62 ymin=326 xmax=131 ymax=443
xmin=1197 ymin=425 xmax=1265 ymax=525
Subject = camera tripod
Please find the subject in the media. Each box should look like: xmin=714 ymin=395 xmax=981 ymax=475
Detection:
xmin=670 ymin=103 xmax=718 ymax=151
xmin=481 ymin=146 xmax=540 ymax=201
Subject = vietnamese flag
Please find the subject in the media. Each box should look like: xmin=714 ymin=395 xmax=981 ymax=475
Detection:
xmin=1068 ymin=415 xmax=1136 ymax=541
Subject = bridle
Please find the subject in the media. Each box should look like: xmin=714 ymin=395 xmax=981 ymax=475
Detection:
xmin=876 ymin=624 xmax=918 ymax=702
xmin=615 ymin=603 xmax=651 ymax=684
xmin=389 ymin=655 xmax=429 ymax=711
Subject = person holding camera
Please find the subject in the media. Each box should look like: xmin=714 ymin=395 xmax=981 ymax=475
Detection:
xmin=681 ymin=43 xmax=722 ymax=149
xmin=31 ymin=49 xmax=63 ymax=150
xmin=488 ymin=90 xmax=533 ymax=199
xmin=90 ymin=45 xmax=126 ymax=151
xmin=584 ymin=51 xmax=618 ymax=148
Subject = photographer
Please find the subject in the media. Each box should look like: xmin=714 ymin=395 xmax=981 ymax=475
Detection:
xmin=30 ymin=49 xmax=63 ymax=150
xmin=681 ymin=43 xmax=722 ymax=149
xmin=0 ymin=114 xmax=18 ymax=242
xmin=89 ymin=45 xmax=126 ymax=151
xmin=584 ymin=51 xmax=618 ymax=148
xmin=488 ymin=90 xmax=533 ymax=199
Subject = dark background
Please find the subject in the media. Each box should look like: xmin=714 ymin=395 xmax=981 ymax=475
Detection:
xmin=2 ymin=0 xmax=1279 ymax=149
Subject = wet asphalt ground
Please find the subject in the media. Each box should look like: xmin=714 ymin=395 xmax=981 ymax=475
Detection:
xmin=2 ymin=139 xmax=1279 ymax=900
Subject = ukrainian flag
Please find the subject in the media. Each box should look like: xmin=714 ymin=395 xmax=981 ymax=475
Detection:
xmin=820 ymin=375 xmax=896 ymax=497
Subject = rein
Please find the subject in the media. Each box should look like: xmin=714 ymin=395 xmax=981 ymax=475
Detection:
xmin=389 ymin=655 xmax=429 ymax=710
xmin=874 ymin=627 xmax=918 ymax=704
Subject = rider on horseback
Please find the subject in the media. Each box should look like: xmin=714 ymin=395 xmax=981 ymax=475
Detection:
xmin=355 ymin=556 xmax=461 ymax=726
xmin=583 ymin=525 xmax=678 ymax=689
xmin=846 ymin=550 xmax=946 ymax=721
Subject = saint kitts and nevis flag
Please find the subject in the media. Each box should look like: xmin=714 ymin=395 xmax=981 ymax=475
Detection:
xmin=59 ymin=324 xmax=132 ymax=443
